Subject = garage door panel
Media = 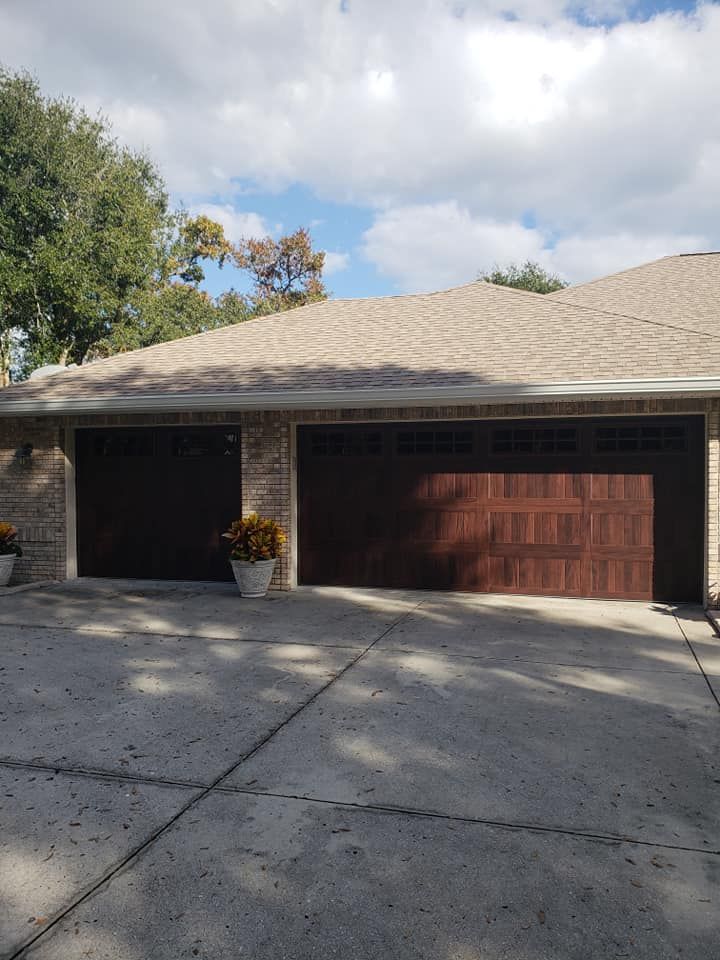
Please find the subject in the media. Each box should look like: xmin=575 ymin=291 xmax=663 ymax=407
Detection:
xmin=435 ymin=510 xmax=483 ymax=543
xmin=396 ymin=548 xmax=485 ymax=591
xmin=518 ymin=557 xmax=568 ymax=593
xmin=298 ymin=417 xmax=703 ymax=601
xmin=592 ymin=559 xmax=653 ymax=600
xmin=489 ymin=511 xmax=583 ymax=546
xmin=393 ymin=470 xmax=482 ymax=502
xmin=590 ymin=473 xmax=654 ymax=500
xmin=489 ymin=555 xmax=517 ymax=591
xmin=424 ymin=471 xmax=473 ymax=500
xmin=491 ymin=471 xmax=583 ymax=500
xmin=591 ymin=513 xmax=653 ymax=548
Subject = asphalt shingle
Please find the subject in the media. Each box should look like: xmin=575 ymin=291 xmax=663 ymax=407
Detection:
xmin=1 ymin=257 xmax=718 ymax=406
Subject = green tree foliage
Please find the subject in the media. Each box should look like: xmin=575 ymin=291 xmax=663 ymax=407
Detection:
xmin=0 ymin=68 xmax=329 ymax=381
xmin=92 ymin=286 xmax=251 ymax=357
xmin=0 ymin=68 xmax=168 ymax=381
xmin=480 ymin=260 xmax=568 ymax=294
xmin=91 ymin=212 xmax=241 ymax=357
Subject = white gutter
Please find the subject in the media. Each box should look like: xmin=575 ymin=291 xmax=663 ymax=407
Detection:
xmin=0 ymin=377 xmax=719 ymax=415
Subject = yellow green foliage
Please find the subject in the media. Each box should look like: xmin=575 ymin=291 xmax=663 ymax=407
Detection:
xmin=222 ymin=513 xmax=286 ymax=562
xmin=0 ymin=522 xmax=21 ymax=557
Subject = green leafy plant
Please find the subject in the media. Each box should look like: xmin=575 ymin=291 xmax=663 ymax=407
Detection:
xmin=222 ymin=513 xmax=286 ymax=562
xmin=0 ymin=522 xmax=22 ymax=557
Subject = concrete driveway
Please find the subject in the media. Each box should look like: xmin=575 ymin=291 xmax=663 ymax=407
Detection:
xmin=0 ymin=580 xmax=718 ymax=960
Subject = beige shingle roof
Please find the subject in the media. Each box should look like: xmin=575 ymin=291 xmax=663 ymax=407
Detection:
xmin=549 ymin=252 xmax=720 ymax=337
xmin=0 ymin=263 xmax=718 ymax=409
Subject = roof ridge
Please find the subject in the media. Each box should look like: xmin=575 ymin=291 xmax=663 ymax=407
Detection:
xmin=72 ymin=296 xmax=334 ymax=374
xmin=541 ymin=292 xmax=720 ymax=343
xmin=478 ymin=281 xmax=553 ymax=300
xmin=549 ymin=255 xmax=677 ymax=297
xmin=551 ymin=250 xmax=720 ymax=299
xmin=39 ymin=280 xmax=524 ymax=378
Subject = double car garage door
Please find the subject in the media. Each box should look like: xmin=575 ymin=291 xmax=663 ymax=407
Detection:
xmin=76 ymin=416 xmax=704 ymax=601
xmin=298 ymin=416 xmax=704 ymax=602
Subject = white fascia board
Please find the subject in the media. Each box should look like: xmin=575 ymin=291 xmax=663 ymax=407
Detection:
xmin=1 ymin=377 xmax=720 ymax=415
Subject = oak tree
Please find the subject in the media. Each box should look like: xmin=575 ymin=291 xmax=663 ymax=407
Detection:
xmin=480 ymin=260 xmax=568 ymax=294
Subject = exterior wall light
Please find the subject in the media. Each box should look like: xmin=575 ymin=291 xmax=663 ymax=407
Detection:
xmin=14 ymin=443 xmax=33 ymax=466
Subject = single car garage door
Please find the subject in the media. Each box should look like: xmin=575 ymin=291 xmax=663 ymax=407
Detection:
xmin=298 ymin=416 xmax=704 ymax=601
xmin=76 ymin=426 xmax=241 ymax=580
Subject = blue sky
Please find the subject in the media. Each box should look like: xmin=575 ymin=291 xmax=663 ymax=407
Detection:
xmin=2 ymin=0 xmax=718 ymax=298
xmin=573 ymin=0 xmax=700 ymax=22
xmin=198 ymin=185 xmax=384 ymax=299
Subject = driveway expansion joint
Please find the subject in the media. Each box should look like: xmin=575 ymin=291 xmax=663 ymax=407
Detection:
xmin=674 ymin=612 xmax=720 ymax=710
xmin=6 ymin=598 xmax=428 ymax=960
xmin=3 ymin=782 xmax=208 ymax=960
xmin=0 ymin=619 xmax=365 ymax=651
xmin=212 ymin=785 xmax=720 ymax=858
xmin=376 ymin=645 xmax=707 ymax=675
xmin=0 ymin=757 xmax=208 ymax=792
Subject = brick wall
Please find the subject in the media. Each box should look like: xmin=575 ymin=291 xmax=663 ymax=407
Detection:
xmin=240 ymin=414 xmax=293 ymax=589
xmin=0 ymin=417 xmax=67 ymax=584
xmin=1 ymin=398 xmax=718 ymax=604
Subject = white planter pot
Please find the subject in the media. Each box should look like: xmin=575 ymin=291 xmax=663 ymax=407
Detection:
xmin=0 ymin=555 xmax=16 ymax=587
xmin=230 ymin=558 xmax=277 ymax=598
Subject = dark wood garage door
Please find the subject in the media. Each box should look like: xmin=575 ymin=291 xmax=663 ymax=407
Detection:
xmin=298 ymin=416 xmax=704 ymax=601
xmin=76 ymin=426 xmax=241 ymax=581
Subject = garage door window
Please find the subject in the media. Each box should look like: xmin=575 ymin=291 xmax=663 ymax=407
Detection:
xmin=92 ymin=432 xmax=154 ymax=457
xmin=172 ymin=431 xmax=240 ymax=457
xmin=310 ymin=431 xmax=383 ymax=456
xmin=396 ymin=430 xmax=473 ymax=455
xmin=594 ymin=424 xmax=687 ymax=453
xmin=491 ymin=427 xmax=578 ymax=455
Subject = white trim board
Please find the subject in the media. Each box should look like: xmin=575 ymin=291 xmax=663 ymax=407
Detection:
xmin=1 ymin=377 xmax=720 ymax=415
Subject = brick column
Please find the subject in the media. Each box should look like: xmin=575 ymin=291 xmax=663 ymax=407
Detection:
xmin=0 ymin=417 xmax=67 ymax=584
xmin=240 ymin=414 xmax=293 ymax=589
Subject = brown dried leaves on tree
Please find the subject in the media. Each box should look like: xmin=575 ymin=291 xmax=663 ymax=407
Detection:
xmin=233 ymin=227 xmax=327 ymax=314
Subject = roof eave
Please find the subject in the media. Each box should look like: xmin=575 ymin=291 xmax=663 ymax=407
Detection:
xmin=0 ymin=377 xmax=719 ymax=416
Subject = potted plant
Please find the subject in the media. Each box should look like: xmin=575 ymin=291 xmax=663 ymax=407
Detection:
xmin=0 ymin=522 xmax=22 ymax=586
xmin=222 ymin=512 xmax=286 ymax=598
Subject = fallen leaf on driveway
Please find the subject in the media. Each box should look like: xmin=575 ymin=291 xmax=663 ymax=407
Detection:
xmin=537 ymin=910 xmax=546 ymax=924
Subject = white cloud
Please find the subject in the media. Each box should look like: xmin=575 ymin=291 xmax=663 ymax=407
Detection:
xmin=361 ymin=202 xmax=546 ymax=291
xmin=323 ymin=251 xmax=351 ymax=275
xmin=360 ymin=201 xmax=710 ymax=289
xmin=190 ymin=204 xmax=269 ymax=244
xmin=548 ymin=230 xmax=706 ymax=283
xmin=2 ymin=0 xmax=720 ymax=280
